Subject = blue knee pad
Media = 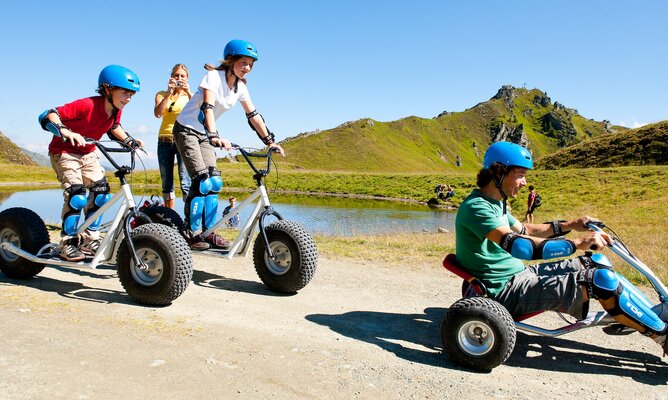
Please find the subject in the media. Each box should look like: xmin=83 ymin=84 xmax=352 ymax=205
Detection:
xmin=86 ymin=178 xmax=111 ymax=231
xmin=204 ymin=171 xmax=223 ymax=229
xmin=581 ymin=254 xmax=666 ymax=335
xmin=186 ymin=172 xmax=212 ymax=231
xmin=63 ymin=185 xmax=87 ymax=235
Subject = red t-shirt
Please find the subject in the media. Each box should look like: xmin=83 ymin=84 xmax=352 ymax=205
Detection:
xmin=528 ymin=191 xmax=536 ymax=207
xmin=48 ymin=96 xmax=122 ymax=155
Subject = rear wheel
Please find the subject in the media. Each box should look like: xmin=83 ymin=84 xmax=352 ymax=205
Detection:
xmin=137 ymin=205 xmax=185 ymax=235
xmin=117 ymin=223 xmax=192 ymax=306
xmin=253 ymin=220 xmax=318 ymax=293
xmin=441 ymin=297 xmax=516 ymax=371
xmin=0 ymin=207 xmax=49 ymax=279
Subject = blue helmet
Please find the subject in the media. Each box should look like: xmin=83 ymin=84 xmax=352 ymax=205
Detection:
xmin=224 ymin=40 xmax=259 ymax=61
xmin=98 ymin=65 xmax=140 ymax=92
xmin=483 ymin=141 xmax=533 ymax=170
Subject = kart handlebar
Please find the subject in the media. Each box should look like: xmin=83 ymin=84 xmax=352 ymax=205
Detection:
xmin=84 ymin=138 xmax=136 ymax=172
xmin=231 ymin=143 xmax=277 ymax=179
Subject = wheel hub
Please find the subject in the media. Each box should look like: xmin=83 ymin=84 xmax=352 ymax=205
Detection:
xmin=458 ymin=320 xmax=495 ymax=356
xmin=130 ymin=248 xmax=164 ymax=286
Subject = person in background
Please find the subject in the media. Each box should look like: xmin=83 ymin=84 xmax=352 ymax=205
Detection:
xmin=154 ymin=64 xmax=193 ymax=209
xmin=455 ymin=141 xmax=668 ymax=356
xmin=173 ymin=39 xmax=284 ymax=250
xmin=38 ymin=65 xmax=143 ymax=261
xmin=222 ymin=196 xmax=240 ymax=229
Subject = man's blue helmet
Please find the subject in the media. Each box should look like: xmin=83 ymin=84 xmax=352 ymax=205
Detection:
xmin=98 ymin=65 xmax=140 ymax=92
xmin=224 ymin=40 xmax=259 ymax=61
xmin=483 ymin=141 xmax=533 ymax=170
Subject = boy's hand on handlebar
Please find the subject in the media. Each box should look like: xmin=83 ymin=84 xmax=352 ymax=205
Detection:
xmin=62 ymin=130 xmax=87 ymax=147
xmin=269 ymin=143 xmax=285 ymax=156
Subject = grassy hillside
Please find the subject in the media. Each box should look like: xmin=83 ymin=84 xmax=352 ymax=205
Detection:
xmin=275 ymin=86 xmax=621 ymax=173
xmin=0 ymin=131 xmax=37 ymax=166
xmin=537 ymin=120 xmax=668 ymax=169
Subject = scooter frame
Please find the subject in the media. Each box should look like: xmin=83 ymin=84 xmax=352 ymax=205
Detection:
xmin=0 ymin=140 xmax=149 ymax=271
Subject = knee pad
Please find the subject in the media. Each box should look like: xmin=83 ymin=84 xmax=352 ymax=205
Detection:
xmin=85 ymin=178 xmax=111 ymax=231
xmin=580 ymin=255 xmax=666 ymax=335
xmin=185 ymin=171 xmax=211 ymax=231
xmin=204 ymin=168 xmax=223 ymax=229
xmin=63 ymin=184 xmax=87 ymax=235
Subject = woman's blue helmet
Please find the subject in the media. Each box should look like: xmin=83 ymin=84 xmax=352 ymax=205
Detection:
xmin=98 ymin=65 xmax=140 ymax=92
xmin=223 ymin=40 xmax=259 ymax=61
xmin=483 ymin=141 xmax=533 ymax=170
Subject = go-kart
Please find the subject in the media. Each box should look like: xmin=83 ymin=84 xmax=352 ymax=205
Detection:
xmin=0 ymin=139 xmax=193 ymax=306
xmin=440 ymin=222 xmax=668 ymax=371
xmin=139 ymin=144 xmax=318 ymax=294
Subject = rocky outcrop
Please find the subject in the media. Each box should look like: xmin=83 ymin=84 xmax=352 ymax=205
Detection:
xmin=489 ymin=123 xmax=529 ymax=147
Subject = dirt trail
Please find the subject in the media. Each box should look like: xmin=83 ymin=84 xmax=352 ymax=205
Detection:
xmin=0 ymin=254 xmax=666 ymax=400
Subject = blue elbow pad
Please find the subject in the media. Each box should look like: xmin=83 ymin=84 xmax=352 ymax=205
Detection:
xmin=500 ymin=233 xmax=535 ymax=260
xmin=538 ymin=239 xmax=576 ymax=259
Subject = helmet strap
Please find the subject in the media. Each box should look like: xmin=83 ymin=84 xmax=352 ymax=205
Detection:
xmin=226 ymin=69 xmax=240 ymax=93
xmin=101 ymin=85 xmax=119 ymax=113
xmin=492 ymin=168 xmax=508 ymax=214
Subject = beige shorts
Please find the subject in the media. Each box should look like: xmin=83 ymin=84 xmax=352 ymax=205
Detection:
xmin=50 ymin=151 xmax=105 ymax=223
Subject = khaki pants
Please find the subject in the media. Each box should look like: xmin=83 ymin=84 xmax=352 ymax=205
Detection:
xmin=173 ymin=121 xmax=217 ymax=176
xmin=50 ymin=151 xmax=105 ymax=240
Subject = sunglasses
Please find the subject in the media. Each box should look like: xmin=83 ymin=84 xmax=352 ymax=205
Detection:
xmin=168 ymin=102 xmax=175 ymax=113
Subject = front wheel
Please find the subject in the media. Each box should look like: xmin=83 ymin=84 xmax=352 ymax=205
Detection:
xmin=117 ymin=223 xmax=193 ymax=306
xmin=0 ymin=207 xmax=49 ymax=279
xmin=253 ymin=220 xmax=318 ymax=293
xmin=441 ymin=297 xmax=516 ymax=371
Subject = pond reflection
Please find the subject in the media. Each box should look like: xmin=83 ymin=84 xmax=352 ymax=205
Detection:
xmin=0 ymin=189 xmax=456 ymax=236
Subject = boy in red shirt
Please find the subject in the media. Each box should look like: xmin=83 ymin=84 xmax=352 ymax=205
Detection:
xmin=38 ymin=65 xmax=143 ymax=261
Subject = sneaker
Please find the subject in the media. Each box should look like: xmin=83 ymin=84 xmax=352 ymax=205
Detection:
xmin=59 ymin=241 xmax=85 ymax=262
xmin=79 ymin=239 xmax=100 ymax=256
xmin=187 ymin=234 xmax=210 ymax=251
xmin=205 ymin=233 xmax=231 ymax=249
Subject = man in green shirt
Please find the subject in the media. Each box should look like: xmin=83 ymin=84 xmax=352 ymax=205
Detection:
xmin=455 ymin=141 xmax=667 ymax=354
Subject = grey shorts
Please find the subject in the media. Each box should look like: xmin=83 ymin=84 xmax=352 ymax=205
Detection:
xmin=494 ymin=258 xmax=586 ymax=319
xmin=173 ymin=121 xmax=217 ymax=176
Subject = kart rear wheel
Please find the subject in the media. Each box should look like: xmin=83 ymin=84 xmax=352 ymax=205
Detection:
xmin=117 ymin=223 xmax=192 ymax=306
xmin=441 ymin=297 xmax=516 ymax=371
xmin=253 ymin=220 xmax=318 ymax=293
xmin=137 ymin=205 xmax=185 ymax=235
xmin=0 ymin=207 xmax=49 ymax=279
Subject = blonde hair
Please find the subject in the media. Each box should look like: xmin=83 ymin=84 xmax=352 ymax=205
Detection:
xmin=171 ymin=63 xmax=189 ymax=77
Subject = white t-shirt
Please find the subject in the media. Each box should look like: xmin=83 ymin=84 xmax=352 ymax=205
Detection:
xmin=176 ymin=70 xmax=249 ymax=133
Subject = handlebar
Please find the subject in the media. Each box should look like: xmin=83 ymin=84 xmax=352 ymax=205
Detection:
xmin=84 ymin=138 xmax=137 ymax=172
xmin=231 ymin=143 xmax=277 ymax=180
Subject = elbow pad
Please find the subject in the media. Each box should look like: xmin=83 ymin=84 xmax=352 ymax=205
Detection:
xmin=500 ymin=233 xmax=576 ymax=260
xmin=198 ymin=102 xmax=215 ymax=129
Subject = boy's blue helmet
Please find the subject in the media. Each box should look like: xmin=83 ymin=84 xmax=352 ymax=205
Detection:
xmin=224 ymin=40 xmax=259 ymax=61
xmin=98 ymin=65 xmax=140 ymax=92
xmin=483 ymin=141 xmax=533 ymax=170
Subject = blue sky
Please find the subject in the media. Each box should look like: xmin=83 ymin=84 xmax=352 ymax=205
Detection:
xmin=1 ymin=1 xmax=666 ymax=167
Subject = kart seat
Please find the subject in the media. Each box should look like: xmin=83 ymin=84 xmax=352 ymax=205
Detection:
xmin=442 ymin=254 xmax=488 ymax=297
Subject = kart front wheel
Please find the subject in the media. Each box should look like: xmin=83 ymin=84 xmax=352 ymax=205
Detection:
xmin=0 ymin=207 xmax=49 ymax=279
xmin=117 ymin=223 xmax=193 ymax=306
xmin=253 ymin=220 xmax=318 ymax=293
xmin=441 ymin=297 xmax=516 ymax=371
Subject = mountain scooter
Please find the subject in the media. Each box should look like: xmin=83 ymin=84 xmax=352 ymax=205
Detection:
xmin=0 ymin=139 xmax=193 ymax=306
xmin=440 ymin=222 xmax=668 ymax=371
xmin=139 ymin=145 xmax=318 ymax=294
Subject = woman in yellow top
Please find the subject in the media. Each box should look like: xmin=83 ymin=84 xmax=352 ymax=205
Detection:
xmin=154 ymin=63 xmax=193 ymax=209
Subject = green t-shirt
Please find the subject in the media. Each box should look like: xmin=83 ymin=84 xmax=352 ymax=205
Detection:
xmin=455 ymin=189 xmax=525 ymax=296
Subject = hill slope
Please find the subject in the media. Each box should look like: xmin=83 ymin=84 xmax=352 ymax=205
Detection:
xmin=0 ymin=131 xmax=37 ymax=166
xmin=536 ymin=121 xmax=668 ymax=169
xmin=276 ymin=85 xmax=626 ymax=172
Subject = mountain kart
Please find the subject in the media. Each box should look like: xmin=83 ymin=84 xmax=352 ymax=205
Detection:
xmin=440 ymin=222 xmax=668 ymax=371
xmin=140 ymin=145 xmax=318 ymax=294
xmin=0 ymin=139 xmax=193 ymax=306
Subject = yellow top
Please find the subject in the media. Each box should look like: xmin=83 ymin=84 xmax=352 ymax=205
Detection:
xmin=157 ymin=91 xmax=190 ymax=137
